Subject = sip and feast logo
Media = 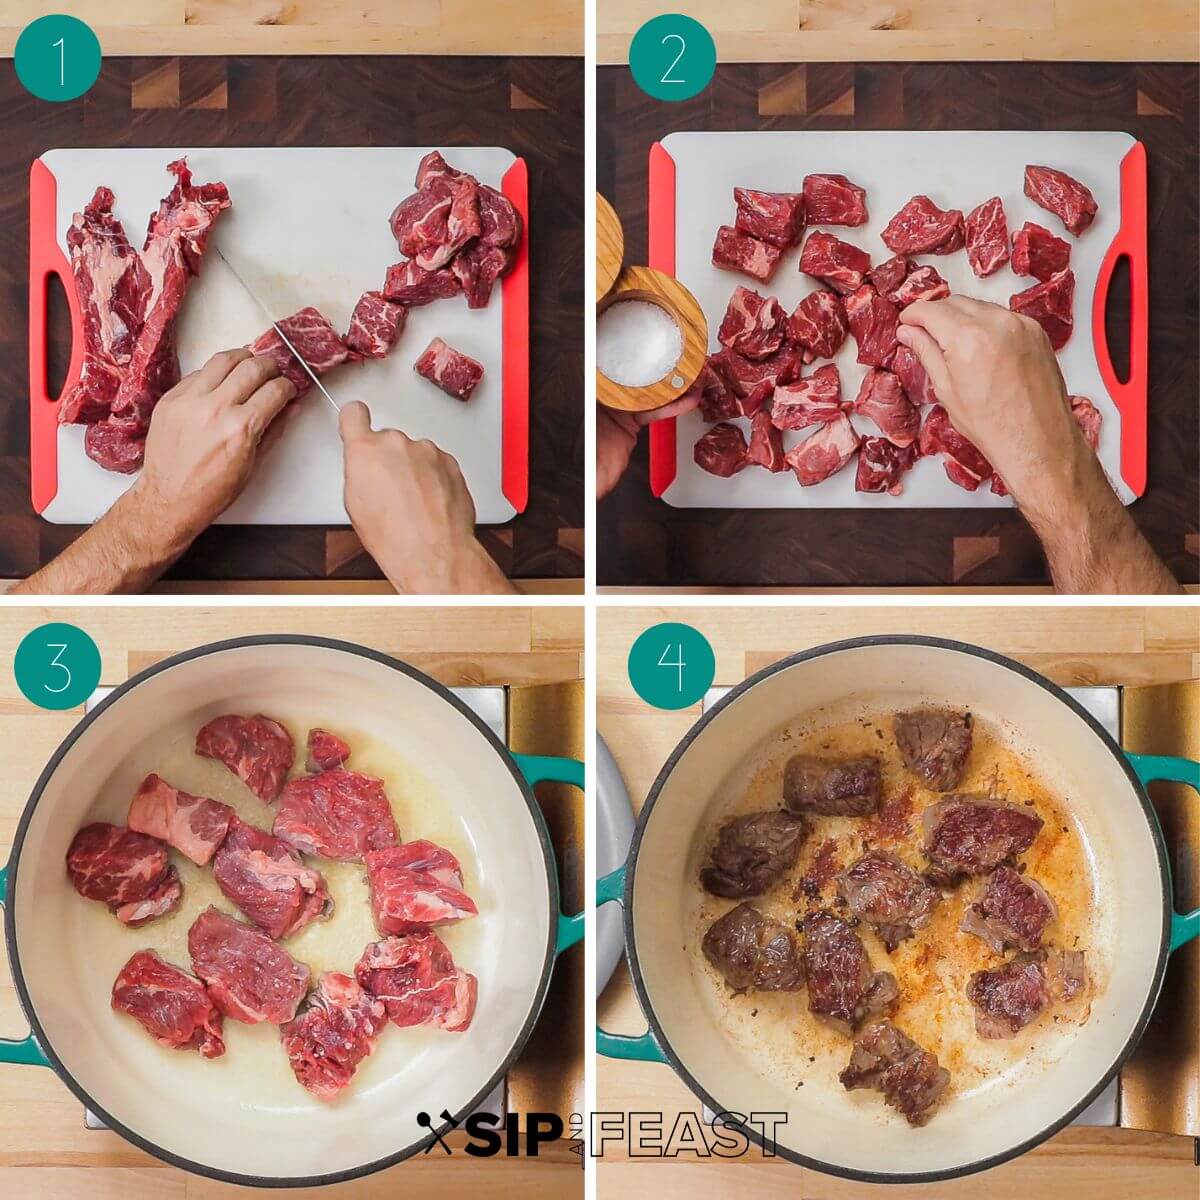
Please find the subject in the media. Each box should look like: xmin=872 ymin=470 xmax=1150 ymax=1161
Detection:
xmin=591 ymin=1111 xmax=789 ymax=1158
xmin=417 ymin=1110 xmax=583 ymax=1159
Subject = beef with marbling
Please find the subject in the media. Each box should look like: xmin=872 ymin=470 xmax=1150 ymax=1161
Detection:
xmin=967 ymin=948 xmax=1087 ymax=1039
xmin=893 ymin=709 xmax=973 ymax=790
xmin=783 ymin=754 xmax=882 ymax=817
xmin=960 ymin=865 xmax=1057 ymax=953
xmin=700 ymin=811 xmax=809 ymax=898
xmin=839 ymin=1020 xmax=950 ymax=1126
xmin=802 ymin=910 xmax=899 ymax=1035
xmin=837 ymin=850 xmax=941 ymax=951
xmin=922 ymin=795 xmax=1043 ymax=885
xmin=702 ymin=902 xmax=805 ymax=991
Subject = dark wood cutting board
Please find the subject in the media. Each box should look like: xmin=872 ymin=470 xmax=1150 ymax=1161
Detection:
xmin=0 ymin=55 xmax=583 ymax=585
xmin=598 ymin=63 xmax=1198 ymax=589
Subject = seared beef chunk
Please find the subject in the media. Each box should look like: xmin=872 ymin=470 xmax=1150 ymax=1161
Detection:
xmin=922 ymin=796 xmax=1043 ymax=885
xmin=783 ymin=755 xmax=882 ymax=817
xmin=700 ymin=811 xmax=809 ymax=898
xmin=837 ymin=851 xmax=941 ymax=951
xmin=840 ymin=1020 xmax=950 ymax=1126
xmin=801 ymin=910 xmax=898 ymax=1034
xmin=960 ymin=866 xmax=1057 ymax=953
xmin=702 ymin=903 xmax=805 ymax=991
xmin=967 ymin=948 xmax=1087 ymax=1039
xmin=893 ymin=709 xmax=973 ymax=790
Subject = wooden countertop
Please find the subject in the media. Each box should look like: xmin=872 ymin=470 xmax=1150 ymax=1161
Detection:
xmin=598 ymin=1 xmax=1199 ymax=64
xmin=597 ymin=603 xmax=1199 ymax=1198
xmin=0 ymin=604 xmax=583 ymax=1200
xmin=0 ymin=1 xmax=583 ymax=57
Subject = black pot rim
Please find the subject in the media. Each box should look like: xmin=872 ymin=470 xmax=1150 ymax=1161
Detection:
xmin=622 ymin=633 xmax=1174 ymax=1186
xmin=4 ymin=633 xmax=561 ymax=1189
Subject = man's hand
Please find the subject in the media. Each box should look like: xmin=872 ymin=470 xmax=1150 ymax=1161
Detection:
xmin=897 ymin=296 xmax=1180 ymax=594
xmin=597 ymin=393 xmax=699 ymax=499
xmin=339 ymin=401 xmax=515 ymax=594
xmin=134 ymin=349 xmax=296 ymax=550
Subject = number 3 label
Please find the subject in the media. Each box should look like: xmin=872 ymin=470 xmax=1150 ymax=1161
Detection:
xmin=628 ymin=622 xmax=716 ymax=710
xmin=629 ymin=15 xmax=717 ymax=102
xmin=14 ymin=623 xmax=102 ymax=710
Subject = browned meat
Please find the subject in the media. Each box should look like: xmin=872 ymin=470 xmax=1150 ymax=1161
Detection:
xmin=960 ymin=866 xmax=1057 ymax=953
xmin=893 ymin=709 xmax=973 ymax=790
xmin=702 ymin=903 xmax=805 ymax=992
xmin=783 ymin=754 xmax=882 ymax=817
xmin=837 ymin=851 xmax=941 ymax=951
xmin=967 ymin=948 xmax=1087 ymax=1039
xmin=840 ymin=1020 xmax=950 ymax=1126
xmin=802 ymin=910 xmax=898 ymax=1035
xmin=699 ymin=811 xmax=809 ymax=898
xmin=923 ymin=795 xmax=1044 ymax=885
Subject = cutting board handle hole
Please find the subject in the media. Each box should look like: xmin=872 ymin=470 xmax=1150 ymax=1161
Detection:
xmin=1102 ymin=253 xmax=1132 ymax=387
xmin=43 ymin=272 xmax=71 ymax=402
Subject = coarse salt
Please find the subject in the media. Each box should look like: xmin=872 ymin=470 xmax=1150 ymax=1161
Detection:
xmin=597 ymin=299 xmax=683 ymax=387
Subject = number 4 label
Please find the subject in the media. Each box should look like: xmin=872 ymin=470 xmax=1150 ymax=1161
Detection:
xmin=629 ymin=622 xmax=715 ymax=710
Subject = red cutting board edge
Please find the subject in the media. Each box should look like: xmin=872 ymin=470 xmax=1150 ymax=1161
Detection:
xmin=648 ymin=134 xmax=1148 ymax=506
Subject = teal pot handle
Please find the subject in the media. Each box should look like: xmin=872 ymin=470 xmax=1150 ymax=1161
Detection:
xmin=1127 ymin=753 xmax=1200 ymax=951
xmin=511 ymin=753 xmax=585 ymax=954
xmin=0 ymin=864 xmax=49 ymax=1067
xmin=595 ymin=863 xmax=668 ymax=1063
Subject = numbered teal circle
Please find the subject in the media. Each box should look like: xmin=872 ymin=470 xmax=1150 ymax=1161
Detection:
xmin=628 ymin=622 xmax=716 ymax=710
xmin=14 ymin=622 xmax=102 ymax=710
xmin=14 ymin=15 xmax=102 ymax=103
xmin=629 ymin=14 xmax=716 ymax=102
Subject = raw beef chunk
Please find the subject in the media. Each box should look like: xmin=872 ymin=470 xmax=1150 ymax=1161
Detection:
xmin=687 ymin=360 xmax=739 ymax=423
xmin=787 ymin=290 xmax=848 ymax=360
xmin=112 ymin=950 xmax=225 ymax=1059
xmin=213 ymin=816 xmax=332 ymax=939
xmin=844 ymin=285 xmax=900 ymax=368
xmin=771 ymin=364 xmax=843 ymax=431
xmin=1070 ymin=394 xmax=1102 ymax=451
xmin=356 ymin=933 xmax=478 ymax=1031
xmin=803 ymin=173 xmax=868 ymax=226
xmin=1010 ymin=269 xmax=1075 ymax=350
xmin=919 ymin=407 xmax=993 ymax=491
xmin=785 ymin=415 xmax=861 ymax=486
xmin=717 ymin=287 xmax=788 ymax=360
xmin=881 ymin=196 xmax=965 ymax=255
xmin=451 ymin=241 xmax=514 ymax=309
xmin=307 ymin=728 xmax=351 ymax=773
xmin=345 ymin=291 xmax=406 ymax=359
xmin=922 ymin=795 xmax=1043 ymax=885
xmin=700 ymin=810 xmax=810 ymax=898
xmin=967 ymin=948 xmax=1087 ymax=1039
xmin=274 ymin=770 xmax=399 ymax=861
xmin=893 ymin=708 xmax=973 ymax=790
xmin=382 ymin=260 xmax=461 ymax=306
xmin=128 ymin=773 xmax=234 ymax=866
xmin=711 ymin=345 xmax=800 ymax=412
xmin=747 ymin=409 xmax=786 ymax=471
xmin=414 ymin=337 xmax=484 ymax=401
xmin=840 ymin=1021 xmax=950 ymax=1126
xmin=66 ymin=823 xmax=181 ymax=927
xmin=889 ymin=265 xmax=950 ymax=309
xmin=964 ymin=197 xmax=1011 ymax=277
xmin=799 ymin=232 xmax=871 ymax=295
xmin=249 ymin=307 xmax=354 ymax=397
xmin=851 ymin=370 xmax=919 ymax=448
xmin=856 ymin=436 xmax=918 ymax=496
xmin=1024 ymin=165 xmax=1098 ymax=236
xmin=196 ymin=714 xmax=295 ymax=803
xmin=366 ymin=841 xmax=479 ymax=935
xmin=1011 ymin=222 xmax=1071 ymax=282
xmin=281 ymin=972 xmax=386 ymax=1100
xmin=733 ymin=187 xmax=806 ymax=248
xmin=960 ymin=865 xmax=1057 ymax=953
xmin=694 ymin=422 xmax=749 ymax=477
xmin=783 ymin=754 xmax=882 ymax=816
xmin=838 ymin=851 xmax=941 ymax=951
xmin=702 ymin=903 xmax=805 ymax=991
xmin=712 ymin=225 xmax=784 ymax=283
xmin=891 ymin=344 xmax=938 ymax=408
xmin=869 ymin=255 xmax=911 ymax=297
xmin=390 ymin=174 xmax=482 ymax=271
xmin=802 ymin=910 xmax=898 ymax=1034
xmin=84 ymin=418 xmax=149 ymax=475
xmin=188 ymin=906 xmax=310 ymax=1024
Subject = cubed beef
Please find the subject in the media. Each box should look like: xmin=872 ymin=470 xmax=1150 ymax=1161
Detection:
xmin=960 ymin=865 xmax=1058 ymax=953
xmin=891 ymin=344 xmax=938 ymax=408
xmin=747 ymin=408 xmax=786 ymax=471
xmin=66 ymin=822 xmax=181 ymax=927
xmin=803 ymin=173 xmax=868 ymax=226
xmin=694 ymin=422 xmax=749 ymax=477
xmin=112 ymin=950 xmax=225 ymax=1059
xmin=1011 ymin=222 xmax=1071 ymax=282
xmin=840 ymin=1021 xmax=950 ymax=1126
xmin=128 ymin=773 xmax=234 ymax=867
xmin=717 ymin=287 xmax=788 ymax=360
xmin=733 ymin=187 xmax=806 ymax=248
xmin=306 ymin=728 xmax=351 ymax=773
xmin=415 ymin=337 xmax=484 ymax=401
xmin=365 ymin=841 xmax=478 ymax=935
xmin=345 ymin=291 xmax=406 ymax=359
xmin=784 ymin=415 xmax=861 ymax=487
xmin=195 ymin=713 xmax=294 ymax=804
xmin=967 ymin=948 xmax=1087 ymax=1039
xmin=893 ymin=708 xmax=973 ymax=790
xmin=702 ymin=902 xmax=805 ymax=991
xmin=783 ymin=754 xmax=882 ymax=816
xmin=771 ymin=364 xmax=843 ymax=432
xmin=838 ymin=851 xmax=942 ymax=951
xmin=382 ymin=260 xmax=461 ymax=306
xmin=356 ymin=933 xmax=477 ymax=1032
xmin=855 ymin=436 xmax=918 ymax=496
xmin=881 ymin=196 xmax=965 ymax=255
xmin=687 ymin=360 xmax=739 ymax=424
xmin=799 ymin=232 xmax=871 ymax=295
xmin=1010 ymin=269 xmax=1075 ymax=350
xmin=869 ymin=255 xmax=911 ymax=297
xmin=700 ymin=810 xmax=810 ymax=898
xmin=787 ymin=289 xmax=849 ymax=360
xmin=922 ymin=796 xmax=1044 ymax=885
xmin=802 ymin=910 xmax=899 ymax=1034
xmin=451 ymin=241 xmax=514 ymax=309
xmin=712 ymin=225 xmax=784 ymax=282
xmin=919 ymin=406 xmax=993 ymax=491
xmin=851 ymin=369 xmax=919 ymax=448
xmin=273 ymin=770 xmax=399 ymax=861
xmin=1024 ymin=165 xmax=1098 ymax=236
xmin=964 ymin=197 xmax=1011 ymax=277
xmin=889 ymin=265 xmax=950 ymax=309
xmin=844 ymin=285 xmax=900 ymax=368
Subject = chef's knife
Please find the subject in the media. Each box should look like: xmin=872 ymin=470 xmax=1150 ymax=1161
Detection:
xmin=210 ymin=245 xmax=341 ymax=413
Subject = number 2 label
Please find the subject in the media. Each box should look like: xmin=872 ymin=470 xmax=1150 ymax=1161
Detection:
xmin=660 ymin=34 xmax=686 ymax=85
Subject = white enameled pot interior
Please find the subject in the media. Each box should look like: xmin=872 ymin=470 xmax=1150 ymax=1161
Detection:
xmin=631 ymin=642 xmax=1165 ymax=1179
xmin=11 ymin=642 xmax=552 ymax=1181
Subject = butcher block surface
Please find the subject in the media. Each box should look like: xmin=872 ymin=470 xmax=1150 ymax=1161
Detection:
xmin=0 ymin=604 xmax=583 ymax=1199
xmin=0 ymin=56 xmax=583 ymax=586
xmin=598 ymin=62 xmax=1197 ymax=588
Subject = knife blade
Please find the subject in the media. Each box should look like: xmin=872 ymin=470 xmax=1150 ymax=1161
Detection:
xmin=210 ymin=246 xmax=341 ymax=413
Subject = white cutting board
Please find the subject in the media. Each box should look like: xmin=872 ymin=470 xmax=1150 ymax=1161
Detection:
xmin=656 ymin=130 xmax=1139 ymax=509
xmin=35 ymin=146 xmax=519 ymax=525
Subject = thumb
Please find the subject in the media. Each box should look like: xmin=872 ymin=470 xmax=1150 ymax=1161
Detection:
xmin=339 ymin=400 xmax=372 ymax=442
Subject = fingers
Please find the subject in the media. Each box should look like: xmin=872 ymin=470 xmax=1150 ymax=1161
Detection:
xmin=894 ymin=323 xmax=955 ymax=405
xmin=193 ymin=347 xmax=254 ymax=391
xmin=339 ymin=400 xmax=373 ymax=442
xmin=241 ymin=375 xmax=297 ymax=440
xmin=637 ymin=392 xmax=700 ymax=426
xmin=216 ymin=352 xmax=283 ymax=407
